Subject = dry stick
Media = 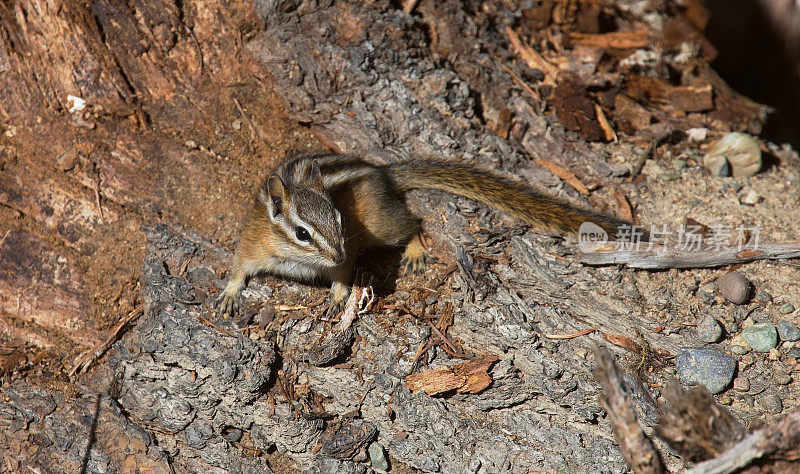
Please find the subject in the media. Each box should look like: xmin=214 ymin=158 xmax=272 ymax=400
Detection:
xmin=545 ymin=326 xmax=596 ymax=340
xmin=198 ymin=315 xmax=238 ymax=338
xmin=593 ymin=345 xmax=665 ymax=473
xmin=69 ymin=306 xmax=144 ymax=377
xmin=580 ymin=242 xmax=800 ymax=269
xmin=0 ymin=229 xmax=10 ymax=247
xmin=427 ymin=320 xmax=468 ymax=358
xmin=687 ymin=405 xmax=800 ymax=474
xmin=233 ymin=97 xmax=261 ymax=142
xmin=94 ymin=175 xmax=105 ymax=224
xmin=276 ymin=370 xmax=303 ymax=417
xmin=500 ymin=63 xmax=540 ymax=101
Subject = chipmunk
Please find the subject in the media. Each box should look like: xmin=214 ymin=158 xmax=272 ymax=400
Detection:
xmin=218 ymin=152 xmax=633 ymax=317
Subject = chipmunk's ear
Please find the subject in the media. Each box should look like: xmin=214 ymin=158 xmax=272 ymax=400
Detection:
xmin=261 ymin=173 xmax=289 ymax=219
xmin=304 ymin=160 xmax=323 ymax=191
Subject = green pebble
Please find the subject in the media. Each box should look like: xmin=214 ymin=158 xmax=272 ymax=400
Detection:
xmin=742 ymin=323 xmax=778 ymax=352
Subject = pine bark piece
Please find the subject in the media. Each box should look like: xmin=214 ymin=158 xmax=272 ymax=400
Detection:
xmin=656 ymin=380 xmax=745 ymax=463
xmin=593 ymin=346 xmax=665 ymax=473
xmin=405 ymin=355 xmax=499 ymax=396
xmin=671 ymin=85 xmax=714 ymax=113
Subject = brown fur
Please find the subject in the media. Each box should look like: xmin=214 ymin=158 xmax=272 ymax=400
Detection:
xmin=219 ymin=153 xmax=636 ymax=317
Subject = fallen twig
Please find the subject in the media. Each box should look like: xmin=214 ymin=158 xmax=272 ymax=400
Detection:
xmin=580 ymin=243 xmax=800 ymax=269
xmin=69 ymin=306 xmax=144 ymax=377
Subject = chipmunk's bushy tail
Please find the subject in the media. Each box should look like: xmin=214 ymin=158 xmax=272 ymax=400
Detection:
xmin=385 ymin=159 xmax=637 ymax=238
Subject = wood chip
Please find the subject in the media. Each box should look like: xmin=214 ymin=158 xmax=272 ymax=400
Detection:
xmin=594 ymin=103 xmax=618 ymax=142
xmin=609 ymin=188 xmax=635 ymax=223
xmin=405 ymin=354 xmax=499 ymax=396
xmin=602 ymin=332 xmax=642 ymax=352
xmin=670 ymin=85 xmax=714 ymax=113
xmin=569 ymin=30 xmax=649 ymax=50
xmin=533 ymin=159 xmax=590 ymax=195
xmin=505 ymin=26 xmax=558 ymax=85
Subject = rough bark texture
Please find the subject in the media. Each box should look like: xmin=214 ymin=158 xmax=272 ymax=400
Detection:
xmin=2 ymin=0 xmax=800 ymax=472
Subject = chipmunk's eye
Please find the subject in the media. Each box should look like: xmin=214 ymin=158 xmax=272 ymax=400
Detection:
xmin=295 ymin=226 xmax=311 ymax=242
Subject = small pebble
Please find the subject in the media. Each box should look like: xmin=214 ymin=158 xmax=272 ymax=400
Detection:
xmin=779 ymin=303 xmax=795 ymax=315
xmin=787 ymin=347 xmax=800 ymax=359
xmin=758 ymin=393 xmax=783 ymax=414
xmin=368 ymin=442 xmax=389 ymax=471
xmin=731 ymin=344 xmax=750 ymax=355
xmin=706 ymin=132 xmax=762 ymax=177
xmin=232 ymin=120 xmax=242 ymax=131
xmin=703 ymin=152 xmax=729 ymax=177
xmin=769 ymin=348 xmax=780 ymax=360
xmin=658 ymin=172 xmax=678 ymax=181
xmin=184 ymin=139 xmax=198 ymax=149
xmin=57 ymin=152 xmax=78 ymax=171
xmin=717 ymin=395 xmax=733 ymax=405
xmin=676 ymin=347 xmax=737 ymax=394
xmin=716 ymin=272 xmax=753 ymax=304
xmin=742 ymin=323 xmax=778 ymax=352
xmin=733 ymin=377 xmax=750 ymax=392
xmin=777 ymin=320 xmax=800 ymax=342
xmin=730 ymin=334 xmax=750 ymax=354
xmin=687 ymin=127 xmax=708 ymax=142
xmin=673 ymin=159 xmax=687 ymax=171
xmin=697 ymin=315 xmax=723 ymax=343
xmin=739 ymin=190 xmax=761 ymax=206
xmin=756 ymin=291 xmax=773 ymax=303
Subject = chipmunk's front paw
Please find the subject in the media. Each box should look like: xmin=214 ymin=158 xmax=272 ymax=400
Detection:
xmin=401 ymin=237 xmax=435 ymax=275
xmin=324 ymin=297 xmax=347 ymax=319
xmin=217 ymin=291 xmax=240 ymax=317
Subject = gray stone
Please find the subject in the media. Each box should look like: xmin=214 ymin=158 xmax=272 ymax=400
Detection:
xmin=733 ymin=377 xmax=750 ymax=392
xmin=697 ymin=315 xmax=723 ymax=343
xmin=777 ymin=320 xmax=800 ymax=342
xmin=758 ymin=393 xmax=783 ymax=414
xmin=703 ymin=152 xmax=729 ymax=177
xmin=368 ymin=442 xmax=389 ymax=472
xmin=779 ymin=303 xmax=795 ymax=315
xmin=706 ymin=132 xmax=762 ymax=177
xmin=742 ymin=323 xmax=778 ymax=352
xmin=676 ymin=348 xmax=737 ymax=394
xmin=716 ymin=272 xmax=753 ymax=304
xmin=788 ymin=348 xmax=800 ymax=359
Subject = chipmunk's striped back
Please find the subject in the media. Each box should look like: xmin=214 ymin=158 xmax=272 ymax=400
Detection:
xmin=219 ymin=152 xmax=638 ymax=318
